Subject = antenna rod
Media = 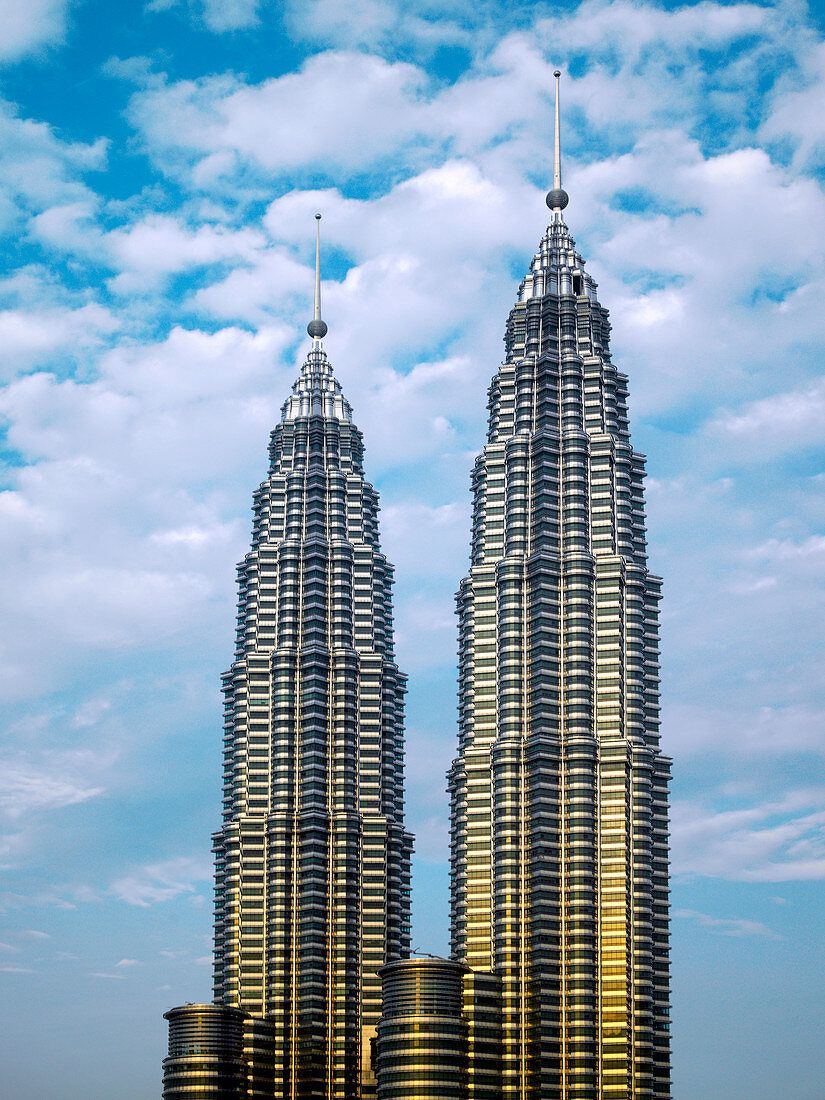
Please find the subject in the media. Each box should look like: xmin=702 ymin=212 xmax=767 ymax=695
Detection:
xmin=553 ymin=69 xmax=562 ymax=191
xmin=307 ymin=213 xmax=328 ymax=342
xmin=546 ymin=70 xmax=570 ymax=214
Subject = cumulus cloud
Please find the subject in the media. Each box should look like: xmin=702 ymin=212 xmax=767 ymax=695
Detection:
xmin=150 ymin=0 xmax=494 ymax=47
xmin=118 ymin=52 xmax=432 ymax=184
xmin=106 ymin=216 xmax=266 ymax=292
xmin=761 ymin=39 xmax=825 ymax=171
xmin=0 ymin=0 xmax=71 ymax=62
xmin=0 ymin=303 xmax=118 ymax=377
xmin=1 ymin=1 xmax=824 ymax=969
xmin=0 ymin=99 xmax=106 ymax=234
xmin=101 ymin=11 xmax=825 ymax=434
xmin=0 ymin=323 xmax=299 ymax=698
xmin=0 ymin=9 xmax=824 ymax=1098
xmin=664 ymin=703 xmax=825 ymax=759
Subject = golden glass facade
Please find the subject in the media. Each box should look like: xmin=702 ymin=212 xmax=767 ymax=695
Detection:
xmin=209 ymin=330 xmax=412 ymax=1097
xmin=162 ymin=1004 xmax=249 ymax=1099
xmin=376 ymin=958 xmax=469 ymax=1100
xmin=448 ymin=121 xmax=671 ymax=1097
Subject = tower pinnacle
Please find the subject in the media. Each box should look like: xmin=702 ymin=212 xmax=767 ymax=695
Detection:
xmin=546 ymin=69 xmax=569 ymax=213
xmin=307 ymin=212 xmax=328 ymax=342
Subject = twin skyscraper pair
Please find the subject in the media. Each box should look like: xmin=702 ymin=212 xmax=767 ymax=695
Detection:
xmin=161 ymin=73 xmax=671 ymax=1100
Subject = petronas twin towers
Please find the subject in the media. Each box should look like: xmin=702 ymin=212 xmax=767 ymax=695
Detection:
xmin=162 ymin=74 xmax=671 ymax=1100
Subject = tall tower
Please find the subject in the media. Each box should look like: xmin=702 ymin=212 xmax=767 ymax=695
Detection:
xmin=448 ymin=75 xmax=671 ymax=1100
xmin=210 ymin=215 xmax=413 ymax=1098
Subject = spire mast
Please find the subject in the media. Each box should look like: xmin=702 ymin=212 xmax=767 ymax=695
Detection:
xmin=553 ymin=69 xmax=562 ymax=191
xmin=307 ymin=212 xmax=328 ymax=343
xmin=546 ymin=69 xmax=569 ymax=216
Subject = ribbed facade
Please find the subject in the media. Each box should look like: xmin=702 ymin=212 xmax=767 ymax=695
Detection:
xmin=212 ymin=340 xmax=413 ymax=1098
xmin=462 ymin=970 xmax=502 ymax=1100
xmin=448 ymin=203 xmax=671 ymax=1099
xmin=162 ymin=1004 xmax=248 ymax=1100
xmin=376 ymin=958 xmax=468 ymax=1100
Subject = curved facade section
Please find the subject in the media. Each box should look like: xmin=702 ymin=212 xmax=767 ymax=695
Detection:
xmin=376 ymin=958 xmax=468 ymax=1100
xmin=162 ymin=1004 xmax=247 ymax=1100
xmin=212 ymin=342 xmax=413 ymax=1099
xmin=448 ymin=211 xmax=671 ymax=1100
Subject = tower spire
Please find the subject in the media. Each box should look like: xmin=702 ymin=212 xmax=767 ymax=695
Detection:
xmin=546 ymin=69 xmax=569 ymax=215
xmin=307 ymin=212 xmax=328 ymax=343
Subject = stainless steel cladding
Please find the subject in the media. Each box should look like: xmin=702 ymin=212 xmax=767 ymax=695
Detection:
xmin=448 ymin=73 xmax=671 ymax=1100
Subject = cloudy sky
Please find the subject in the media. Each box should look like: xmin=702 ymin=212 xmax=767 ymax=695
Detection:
xmin=0 ymin=0 xmax=823 ymax=1096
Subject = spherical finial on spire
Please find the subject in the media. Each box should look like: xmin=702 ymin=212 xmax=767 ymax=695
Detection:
xmin=554 ymin=69 xmax=561 ymax=77
xmin=307 ymin=317 xmax=328 ymax=339
xmin=546 ymin=188 xmax=569 ymax=210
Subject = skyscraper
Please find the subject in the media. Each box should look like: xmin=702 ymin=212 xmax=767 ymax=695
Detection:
xmin=164 ymin=215 xmax=413 ymax=1100
xmin=447 ymin=73 xmax=671 ymax=1100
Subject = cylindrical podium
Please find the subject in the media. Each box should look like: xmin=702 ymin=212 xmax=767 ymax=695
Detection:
xmin=162 ymin=1003 xmax=247 ymax=1099
xmin=376 ymin=957 xmax=468 ymax=1100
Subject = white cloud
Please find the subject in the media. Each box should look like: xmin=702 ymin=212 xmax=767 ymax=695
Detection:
xmin=0 ymin=0 xmax=70 ymax=62
xmin=0 ymin=324 xmax=299 ymax=696
xmin=383 ymin=500 xmax=470 ymax=579
xmin=749 ymin=535 xmax=825 ymax=562
xmin=0 ymin=756 xmax=105 ymax=819
xmin=285 ymin=0 xmax=464 ymax=50
xmin=409 ymin=814 xmax=449 ymax=863
xmin=672 ymin=790 xmax=825 ymax=881
xmin=107 ymin=216 xmax=266 ymax=291
xmin=395 ymin=591 xmax=457 ymax=672
xmin=190 ymin=246 xmax=310 ymax=322
xmin=152 ymin=0 xmax=490 ymax=47
xmin=761 ymin=39 xmax=825 ymax=171
xmin=71 ymin=696 xmax=113 ymax=729
xmin=30 ymin=199 xmax=101 ymax=253
xmin=121 ymin=52 xmax=431 ymax=183
xmin=673 ymin=908 xmax=781 ymax=939
xmin=0 ymin=303 xmax=118 ymax=376
xmin=100 ymin=7 xmax=825 ymax=442
xmin=0 ymin=100 xmax=106 ymax=232
xmin=711 ymin=378 xmax=825 ymax=453
xmin=111 ymin=856 xmax=212 ymax=907
xmin=198 ymin=0 xmax=260 ymax=30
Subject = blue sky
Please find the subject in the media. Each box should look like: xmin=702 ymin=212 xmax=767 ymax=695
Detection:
xmin=0 ymin=0 xmax=823 ymax=1097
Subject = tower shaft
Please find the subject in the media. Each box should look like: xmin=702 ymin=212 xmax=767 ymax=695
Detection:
xmin=213 ymin=343 xmax=412 ymax=1099
xmin=449 ymin=215 xmax=671 ymax=1099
